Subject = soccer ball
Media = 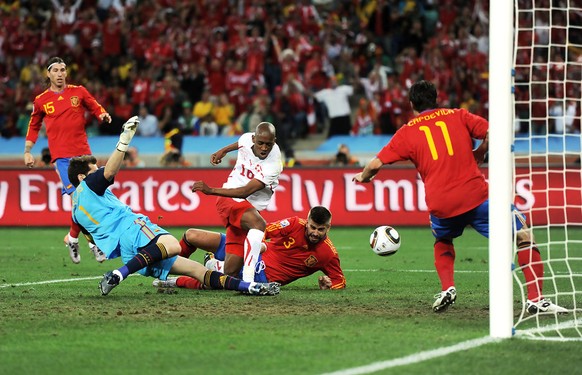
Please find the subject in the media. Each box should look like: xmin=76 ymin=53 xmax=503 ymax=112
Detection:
xmin=370 ymin=225 xmax=401 ymax=256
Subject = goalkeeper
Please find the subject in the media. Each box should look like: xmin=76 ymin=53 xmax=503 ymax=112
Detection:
xmin=67 ymin=116 xmax=280 ymax=297
xmin=353 ymin=80 xmax=567 ymax=315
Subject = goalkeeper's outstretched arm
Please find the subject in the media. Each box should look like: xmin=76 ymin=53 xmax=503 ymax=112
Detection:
xmin=104 ymin=116 xmax=139 ymax=181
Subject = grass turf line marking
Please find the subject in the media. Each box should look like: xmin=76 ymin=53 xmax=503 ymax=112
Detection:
xmin=320 ymin=336 xmax=501 ymax=375
xmin=0 ymin=276 xmax=102 ymax=288
xmin=0 ymin=275 xmax=136 ymax=289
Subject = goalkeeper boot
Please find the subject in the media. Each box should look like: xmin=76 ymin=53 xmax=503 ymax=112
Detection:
xmin=432 ymin=286 xmax=457 ymax=313
xmin=99 ymin=271 xmax=120 ymax=296
xmin=64 ymin=234 xmax=81 ymax=264
xmin=247 ymin=282 xmax=281 ymax=296
xmin=526 ymin=298 xmax=568 ymax=314
xmin=89 ymin=242 xmax=106 ymax=263
xmin=152 ymin=277 xmax=178 ymax=288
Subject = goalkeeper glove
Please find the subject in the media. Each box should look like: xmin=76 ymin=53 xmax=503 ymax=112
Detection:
xmin=116 ymin=116 xmax=140 ymax=152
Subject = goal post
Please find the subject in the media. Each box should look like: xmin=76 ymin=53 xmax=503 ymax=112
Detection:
xmin=488 ymin=0 xmax=515 ymax=339
xmin=490 ymin=0 xmax=582 ymax=340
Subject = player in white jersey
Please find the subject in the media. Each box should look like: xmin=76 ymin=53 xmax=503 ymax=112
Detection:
xmin=190 ymin=122 xmax=283 ymax=282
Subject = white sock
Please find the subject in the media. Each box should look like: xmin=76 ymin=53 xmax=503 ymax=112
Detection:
xmin=112 ymin=269 xmax=124 ymax=282
xmin=68 ymin=234 xmax=79 ymax=243
xmin=242 ymin=229 xmax=264 ymax=282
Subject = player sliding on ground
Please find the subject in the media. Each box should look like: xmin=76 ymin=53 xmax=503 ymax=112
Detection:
xmin=66 ymin=115 xmax=280 ymax=296
xmin=153 ymin=206 xmax=346 ymax=290
xmin=353 ymin=80 xmax=567 ymax=315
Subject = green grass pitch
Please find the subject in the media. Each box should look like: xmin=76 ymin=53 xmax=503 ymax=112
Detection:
xmin=1 ymin=227 xmax=580 ymax=375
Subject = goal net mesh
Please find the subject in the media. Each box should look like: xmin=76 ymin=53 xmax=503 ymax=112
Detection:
xmin=512 ymin=0 xmax=582 ymax=340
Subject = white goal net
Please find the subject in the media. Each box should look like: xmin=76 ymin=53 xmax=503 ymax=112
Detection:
xmin=511 ymin=0 xmax=582 ymax=340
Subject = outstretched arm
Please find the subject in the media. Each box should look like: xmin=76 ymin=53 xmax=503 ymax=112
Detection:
xmin=191 ymin=178 xmax=265 ymax=199
xmin=352 ymin=157 xmax=384 ymax=183
xmin=103 ymin=116 xmax=139 ymax=181
xmin=210 ymin=141 xmax=239 ymax=165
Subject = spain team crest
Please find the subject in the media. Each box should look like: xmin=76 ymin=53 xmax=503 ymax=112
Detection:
xmin=70 ymin=96 xmax=80 ymax=107
xmin=304 ymin=255 xmax=318 ymax=267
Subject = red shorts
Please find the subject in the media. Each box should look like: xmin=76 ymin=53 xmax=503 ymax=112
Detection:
xmin=216 ymin=197 xmax=253 ymax=257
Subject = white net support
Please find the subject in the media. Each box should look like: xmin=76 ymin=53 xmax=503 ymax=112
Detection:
xmin=511 ymin=0 xmax=582 ymax=340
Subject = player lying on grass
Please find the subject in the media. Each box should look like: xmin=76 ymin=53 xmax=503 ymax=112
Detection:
xmin=67 ymin=115 xmax=280 ymax=296
xmin=153 ymin=206 xmax=346 ymax=290
xmin=353 ymin=80 xmax=567 ymax=315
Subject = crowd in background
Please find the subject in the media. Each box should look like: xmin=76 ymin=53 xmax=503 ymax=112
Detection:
xmin=0 ymin=0 xmax=580 ymax=158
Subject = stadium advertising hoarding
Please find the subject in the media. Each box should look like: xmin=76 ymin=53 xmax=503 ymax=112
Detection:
xmin=0 ymin=168 xmax=579 ymax=227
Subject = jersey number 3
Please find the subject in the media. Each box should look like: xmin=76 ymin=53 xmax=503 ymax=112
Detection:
xmin=419 ymin=121 xmax=454 ymax=160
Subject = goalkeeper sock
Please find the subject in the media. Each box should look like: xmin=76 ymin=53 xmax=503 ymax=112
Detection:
xmin=434 ymin=239 xmax=456 ymax=290
xmin=517 ymin=241 xmax=544 ymax=301
xmin=203 ymin=270 xmax=250 ymax=292
xmin=118 ymin=242 xmax=169 ymax=280
xmin=179 ymin=234 xmax=196 ymax=258
xmin=176 ymin=276 xmax=203 ymax=290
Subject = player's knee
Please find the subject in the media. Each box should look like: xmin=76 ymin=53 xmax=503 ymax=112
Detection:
xmin=184 ymin=228 xmax=201 ymax=245
xmin=158 ymin=235 xmax=181 ymax=257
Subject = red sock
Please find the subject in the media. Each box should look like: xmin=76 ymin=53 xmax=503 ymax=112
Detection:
xmin=517 ymin=242 xmax=544 ymax=301
xmin=176 ymin=276 xmax=203 ymax=290
xmin=179 ymin=235 xmax=196 ymax=258
xmin=70 ymin=219 xmax=81 ymax=239
xmin=434 ymin=240 xmax=455 ymax=290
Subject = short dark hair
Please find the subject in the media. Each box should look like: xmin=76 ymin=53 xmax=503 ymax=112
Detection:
xmin=409 ymin=80 xmax=438 ymax=112
xmin=68 ymin=155 xmax=97 ymax=187
xmin=308 ymin=206 xmax=332 ymax=225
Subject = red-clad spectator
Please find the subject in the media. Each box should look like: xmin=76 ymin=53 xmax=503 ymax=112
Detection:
xmin=398 ymin=47 xmax=424 ymax=87
xmin=244 ymin=26 xmax=268 ymax=78
xmin=189 ymin=28 xmax=210 ymax=64
xmin=130 ymin=68 xmax=152 ymax=107
xmin=304 ymin=47 xmax=328 ymax=91
xmin=207 ymin=58 xmax=226 ymax=98
xmin=74 ymin=8 xmax=100 ymax=53
xmin=201 ymin=1 xmax=226 ymax=30
xmin=272 ymin=35 xmax=300 ymax=86
xmin=384 ymin=79 xmax=408 ymax=130
xmin=127 ymin=28 xmax=149 ymax=63
xmin=7 ymin=22 xmax=38 ymax=67
xmin=150 ymin=74 xmax=176 ymax=119
xmin=208 ymin=30 xmax=229 ymax=61
xmin=245 ymin=0 xmax=267 ymax=23
xmin=113 ymin=92 xmax=134 ymax=122
xmin=102 ymin=12 xmax=123 ymax=58
xmin=297 ymin=0 xmax=322 ymax=34
xmin=144 ymin=34 xmax=174 ymax=68
xmin=463 ymin=42 xmax=487 ymax=72
xmin=439 ymin=0 xmax=458 ymax=33
xmin=226 ymin=60 xmax=253 ymax=116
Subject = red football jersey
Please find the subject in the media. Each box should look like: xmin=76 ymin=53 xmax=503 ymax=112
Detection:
xmin=262 ymin=216 xmax=346 ymax=289
xmin=26 ymin=85 xmax=108 ymax=161
xmin=377 ymin=108 xmax=488 ymax=218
